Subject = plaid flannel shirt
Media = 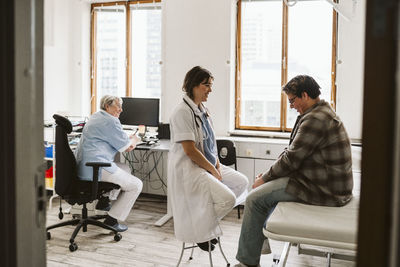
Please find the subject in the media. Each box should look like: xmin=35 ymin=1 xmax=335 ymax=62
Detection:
xmin=262 ymin=100 xmax=353 ymax=207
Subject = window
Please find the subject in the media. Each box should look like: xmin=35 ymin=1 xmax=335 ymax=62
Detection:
xmin=236 ymin=0 xmax=337 ymax=131
xmin=91 ymin=1 xmax=162 ymax=113
xmin=131 ymin=5 xmax=162 ymax=98
xmin=93 ymin=6 xmax=126 ymax=110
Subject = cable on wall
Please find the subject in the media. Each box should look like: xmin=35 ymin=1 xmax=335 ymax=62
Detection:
xmin=325 ymin=0 xmax=357 ymax=21
xmin=284 ymin=0 xmax=298 ymax=7
xmin=282 ymin=0 xmax=358 ymax=21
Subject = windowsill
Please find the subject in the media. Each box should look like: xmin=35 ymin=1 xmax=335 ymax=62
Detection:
xmin=228 ymin=129 xmax=291 ymax=139
xmin=227 ymin=130 xmax=362 ymax=147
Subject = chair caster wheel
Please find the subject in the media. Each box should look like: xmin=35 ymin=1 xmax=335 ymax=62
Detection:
xmin=114 ymin=233 xmax=122 ymax=242
xmin=69 ymin=243 xmax=78 ymax=252
xmin=47 ymin=232 xmax=51 ymax=240
xmin=272 ymin=253 xmax=280 ymax=264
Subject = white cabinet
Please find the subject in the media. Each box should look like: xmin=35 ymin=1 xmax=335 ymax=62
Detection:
xmin=235 ymin=140 xmax=288 ymax=160
xmin=237 ymin=157 xmax=255 ymax=191
xmin=234 ymin=139 xmax=288 ymax=190
xmin=254 ymin=159 xmax=275 ymax=177
xmin=237 ymin=158 xmax=278 ymax=189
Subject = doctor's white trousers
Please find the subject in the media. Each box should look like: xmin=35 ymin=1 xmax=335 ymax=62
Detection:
xmin=209 ymin=164 xmax=248 ymax=219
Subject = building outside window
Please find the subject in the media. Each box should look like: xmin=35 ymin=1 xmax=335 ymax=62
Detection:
xmin=236 ymin=0 xmax=337 ymax=131
xmin=94 ymin=6 xmax=126 ymax=110
xmin=91 ymin=1 xmax=162 ymax=113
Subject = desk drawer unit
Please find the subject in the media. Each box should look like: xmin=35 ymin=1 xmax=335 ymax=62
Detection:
xmin=234 ymin=141 xmax=287 ymax=191
xmin=235 ymin=141 xmax=286 ymax=160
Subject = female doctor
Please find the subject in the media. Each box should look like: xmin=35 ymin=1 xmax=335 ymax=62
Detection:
xmin=168 ymin=66 xmax=248 ymax=251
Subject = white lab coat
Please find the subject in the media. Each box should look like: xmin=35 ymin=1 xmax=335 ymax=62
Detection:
xmin=168 ymin=95 xmax=223 ymax=243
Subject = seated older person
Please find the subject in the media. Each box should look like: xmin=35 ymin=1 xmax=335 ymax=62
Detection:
xmin=75 ymin=95 xmax=143 ymax=232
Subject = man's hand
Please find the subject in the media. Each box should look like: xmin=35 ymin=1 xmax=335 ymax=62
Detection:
xmin=252 ymin=173 xmax=265 ymax=189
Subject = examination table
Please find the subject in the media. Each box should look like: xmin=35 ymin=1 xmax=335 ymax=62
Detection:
xmin=263 ymin=196 xmax=358 ymax=267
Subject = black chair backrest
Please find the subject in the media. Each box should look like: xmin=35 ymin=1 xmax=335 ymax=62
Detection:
xmin=53 ymin=114 xmax=77 ymax=196
xmin=216 ymin=139 xmax=237 ymax=170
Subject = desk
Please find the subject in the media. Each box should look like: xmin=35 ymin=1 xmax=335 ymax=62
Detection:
xmin=135 ymin=139 xmax=171 ymax=152
xmin=122 ymin=139 xmax=172 ymax=226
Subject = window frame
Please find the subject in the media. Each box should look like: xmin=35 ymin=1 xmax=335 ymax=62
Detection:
xmin=235 ymin=0 xmax=338 ymax=132
xmin=90 ymin=0 xmax=162 ymax=114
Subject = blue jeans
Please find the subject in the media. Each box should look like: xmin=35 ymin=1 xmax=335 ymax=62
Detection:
xmin=236 ymin=177 xmax=299 ymax=266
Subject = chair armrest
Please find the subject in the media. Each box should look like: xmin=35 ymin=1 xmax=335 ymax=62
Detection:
xmin=85 ymin=162 xmax=112 ymax=168
xmin=85 ymin=162 xmax=112 ymax=199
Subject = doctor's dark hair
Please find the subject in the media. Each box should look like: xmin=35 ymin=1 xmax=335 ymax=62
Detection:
xmin=282 ymin=75 xmax=321 ymax=99
xmin=182 ymin=66 xmax=214 ymax=100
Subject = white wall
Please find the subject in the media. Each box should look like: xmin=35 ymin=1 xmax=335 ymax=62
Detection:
xmin=335 ymin=0 xmax=366 ymax=141
xmin=162 ymin=0 xmax=234 ymax=135
xmin=44 ymin=0 xmax=366 ymax=140
xmin=44 ymin=0 xmax=90 ymax=120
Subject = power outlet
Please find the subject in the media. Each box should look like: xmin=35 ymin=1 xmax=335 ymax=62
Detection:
xmin=245 ymin=149 xmax=253 ymax=156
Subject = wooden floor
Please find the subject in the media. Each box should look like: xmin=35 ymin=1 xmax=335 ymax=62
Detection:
xmin=46 ymin=195 xmax=356 ymax=267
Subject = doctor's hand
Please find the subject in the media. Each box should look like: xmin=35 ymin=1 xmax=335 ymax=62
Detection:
xmin=211 ymin=167 xmax=222 ymax=181
xmin=252 ymin=173 xmax=265 ymax=189
xmin=216 ymin=162 xmax=222 ymax=175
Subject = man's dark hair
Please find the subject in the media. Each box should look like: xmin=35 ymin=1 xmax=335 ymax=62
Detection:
xmin=282 ymin=75 xmax=321 ymax=99
xmin=182 ymin=66 xmax=214 ymax=100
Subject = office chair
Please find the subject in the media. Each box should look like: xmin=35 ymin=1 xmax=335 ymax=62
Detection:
xmin=216 ymin=139 xmax=243 ymax=219
xmin=46 ymin=114 xmax=122 ymax=252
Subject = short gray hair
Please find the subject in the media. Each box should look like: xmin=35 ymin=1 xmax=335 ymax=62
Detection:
xmin=100 ymin=95 xmax=123 ymax=111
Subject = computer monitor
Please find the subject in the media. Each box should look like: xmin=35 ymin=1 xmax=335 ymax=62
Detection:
xmin=119 ymin=97 xmax=159 ymax=127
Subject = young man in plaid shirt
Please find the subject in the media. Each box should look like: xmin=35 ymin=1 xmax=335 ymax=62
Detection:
xmin=235 ymin=75 xmax=353 ymax=267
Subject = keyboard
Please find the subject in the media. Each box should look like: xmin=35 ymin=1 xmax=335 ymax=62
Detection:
xmin=136 ymin=141 xmax=146 ymax=146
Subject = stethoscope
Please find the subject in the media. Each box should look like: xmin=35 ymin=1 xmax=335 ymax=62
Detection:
xmin=183 ymin=98 xmax=210 ymax=139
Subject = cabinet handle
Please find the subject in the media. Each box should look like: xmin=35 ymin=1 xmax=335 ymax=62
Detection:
xmin=266 ymin=150 xmax=271 ymax=155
